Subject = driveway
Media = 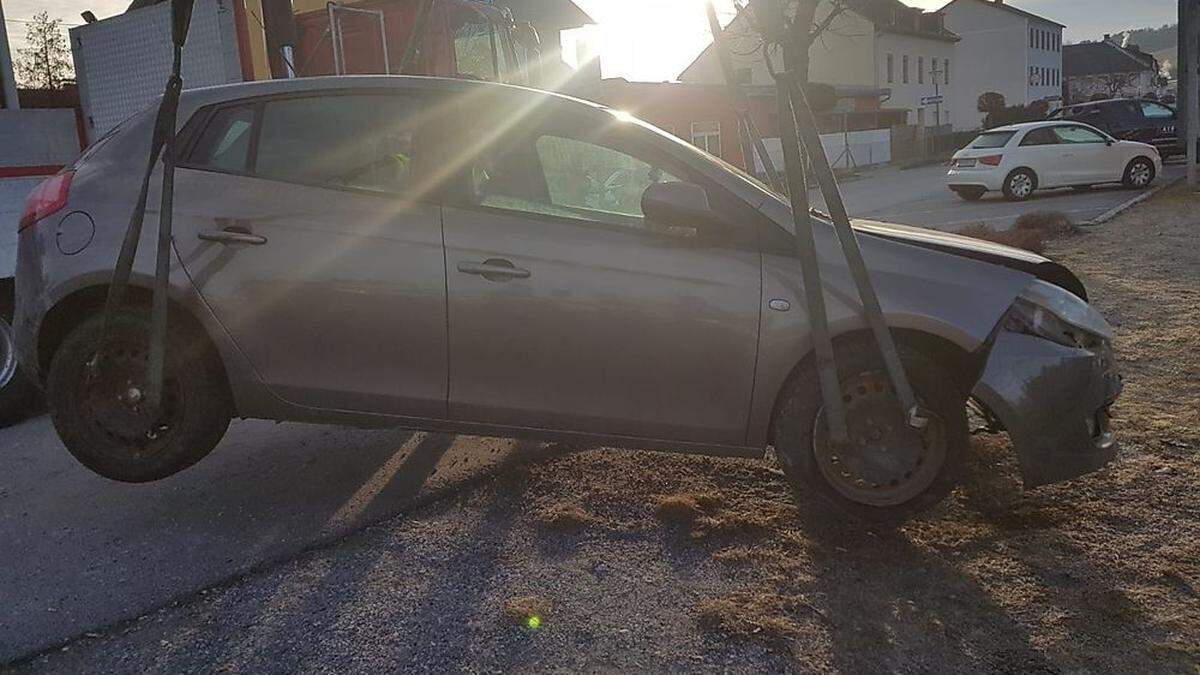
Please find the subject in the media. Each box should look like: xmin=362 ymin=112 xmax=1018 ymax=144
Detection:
xmin=0 ymin=416 xmax=563 ymax=663
xmin=811 ymin=159 xmax=1187 ymax=231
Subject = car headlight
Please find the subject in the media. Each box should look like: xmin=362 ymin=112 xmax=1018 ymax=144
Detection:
xmin=1003 ymin=279 xmax=1114 ymax=349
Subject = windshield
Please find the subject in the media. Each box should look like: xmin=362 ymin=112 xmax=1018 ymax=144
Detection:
xmin=969 ymin=131 xmax=1017 ymax=149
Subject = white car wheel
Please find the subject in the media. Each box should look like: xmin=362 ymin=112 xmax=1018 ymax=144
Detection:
xmin=1123 ymin=158 xmax=1155 ymax=189
xmin=1003 ymin=169 xmax=1037 ymax=201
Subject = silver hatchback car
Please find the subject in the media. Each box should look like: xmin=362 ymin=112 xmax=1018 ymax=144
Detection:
xmin=15 ymin=77 xmax=1122 ymax=520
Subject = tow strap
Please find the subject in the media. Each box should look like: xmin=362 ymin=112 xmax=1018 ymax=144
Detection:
xmin=93 ymin=0 xmax=196 ymax=414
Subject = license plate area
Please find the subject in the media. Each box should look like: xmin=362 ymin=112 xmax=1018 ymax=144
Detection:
xmin=956 ymin=158 xmax=978 ymax=168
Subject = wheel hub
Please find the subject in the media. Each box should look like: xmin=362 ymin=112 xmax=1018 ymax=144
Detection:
xmin=812 ymin=371 xmax=947 ymax=507
xmin=82 ymin=345 xmax=175 ymax=448
xmin=0 ymin=318 xmax=18 ymax=390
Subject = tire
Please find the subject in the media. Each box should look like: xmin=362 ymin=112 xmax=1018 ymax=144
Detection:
xmin=952 ymin=187 xmax=985 ymax=202
xmin=46 ymin=310 xmax=232 ymax=482
xmin=1002 ymin=168 xmax=1037 ymax=201
xmin=1122 ymin=157 xmax=1156 ymax=189
xmin=0 ymin=304 xmax=41 ymax=427
xmin=772 ymin=336 xmax=969 ymax=523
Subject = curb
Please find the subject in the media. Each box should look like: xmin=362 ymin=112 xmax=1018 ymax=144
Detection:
xmin=1083 ymin=175 xmax=1183 ymax=226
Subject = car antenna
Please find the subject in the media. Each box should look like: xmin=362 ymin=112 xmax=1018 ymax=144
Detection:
xmin=92 ymin=0 xmax=196 ymax=416
xmin=713 ymin=0 xmax=930 ymax=442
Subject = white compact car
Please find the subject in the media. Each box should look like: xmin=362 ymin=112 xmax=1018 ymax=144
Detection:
xmin=947 ymin=121 xmax=1162 ymax=201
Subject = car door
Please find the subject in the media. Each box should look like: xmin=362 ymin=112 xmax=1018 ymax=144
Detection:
xmin=438 ymin=104 xmax=761 ymax=446
xmin=170 ymin=92 xmax=448 ymax=417
xmin=1052 ymin=124 xmax=1115 ymax=184
xmin=1015 ymin=127 xmax=1066 ymax=187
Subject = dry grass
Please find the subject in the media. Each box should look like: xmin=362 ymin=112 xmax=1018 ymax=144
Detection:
xmin=954 ymin=209 xmax=1080 ymax=254
xmin=954 ymin=222 xmax=1048 ymax=253
xmin=503 ymin=595 xmax=552 ymax=627
xmin=532 ymin=502 xmax=597 ymax=531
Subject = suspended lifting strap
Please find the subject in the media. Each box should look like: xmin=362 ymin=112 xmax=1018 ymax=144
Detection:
xmin=94 ymin=0 xmax=196 ymax=414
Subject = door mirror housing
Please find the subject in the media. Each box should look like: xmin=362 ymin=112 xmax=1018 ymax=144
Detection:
xmin=642 ymin=182 xmax=722 ymax=231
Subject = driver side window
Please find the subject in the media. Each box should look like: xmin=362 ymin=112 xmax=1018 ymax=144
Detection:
xmin=472 ymin=129 xmax=683 ymax=231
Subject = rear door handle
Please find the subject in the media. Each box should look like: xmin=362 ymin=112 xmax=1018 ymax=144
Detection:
xmin=457 ymin=258 xmax=531 ymax=281
xmin=199 ymin=221 xmax=267 ymax=246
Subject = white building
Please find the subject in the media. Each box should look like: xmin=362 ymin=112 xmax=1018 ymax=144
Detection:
xmin=680 ymin=0 xmax=960 ymax=129
xmin=940 ymin=0 xmax=1064 ymax=131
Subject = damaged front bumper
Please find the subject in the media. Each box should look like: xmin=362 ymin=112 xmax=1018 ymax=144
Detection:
xmin=971 ymin=331 xmax=1123 ymax=488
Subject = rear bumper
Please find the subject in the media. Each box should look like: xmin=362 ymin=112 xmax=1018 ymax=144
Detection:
xmin=946 ymin=167 xmax=1004 ymax=192
xmin=971 ymin=331 xmax=1122 ymax=487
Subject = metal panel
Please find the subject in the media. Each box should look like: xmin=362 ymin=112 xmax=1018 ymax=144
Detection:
xmin=70 ymin=0 xmax=242 ymax=143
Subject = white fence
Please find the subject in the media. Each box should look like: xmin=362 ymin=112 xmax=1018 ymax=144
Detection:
xmin=754 ymin=128 xmax=892 ymax=172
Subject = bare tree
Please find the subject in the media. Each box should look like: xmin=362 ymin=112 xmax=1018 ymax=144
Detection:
xmin=15 ymin=12 xmax=74 ymax=90
xmin=1099 ymin=72 xmax=1135 ymax=98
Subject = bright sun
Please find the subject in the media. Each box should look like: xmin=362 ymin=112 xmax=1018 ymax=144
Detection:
xmin=567 ymin=0 xmax=740 ymax=82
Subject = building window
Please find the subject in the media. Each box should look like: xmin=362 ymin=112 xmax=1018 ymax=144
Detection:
xmin=902 ymin=55 xmax=909 ymax=84
xmin=690 ymin=121 xmax=722 ymax=157
xmin=886 ymin=53 xmax=894 ymax=84
xmin=945 ymin=59 xmax=951 ymax=85
xmin=918 ymin=56 xmax=924 ymax=84
xmin=1030 ymin=28 xmax=1035 ymax=48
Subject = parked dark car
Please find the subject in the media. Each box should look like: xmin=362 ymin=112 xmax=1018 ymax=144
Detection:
xmin=1048 ymin=98 xmax=1188 ymax=158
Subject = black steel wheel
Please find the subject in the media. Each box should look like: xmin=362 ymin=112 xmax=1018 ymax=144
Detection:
xmin=0 ymin=294 xmax=41 ymax=426
xmin=46 ymin=311 xmax=232 ymax=482
xmin=773 ymin=336 xmax=968 ymax=522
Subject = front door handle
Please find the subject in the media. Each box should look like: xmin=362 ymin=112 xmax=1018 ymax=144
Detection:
xmin=457 ymin=258 xmax=531 ymax=281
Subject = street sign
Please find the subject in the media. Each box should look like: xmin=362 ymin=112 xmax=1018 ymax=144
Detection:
xmin=921 ymin=95 xmax=944 ymax=106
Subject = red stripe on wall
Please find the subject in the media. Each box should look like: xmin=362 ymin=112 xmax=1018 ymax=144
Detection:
xmin=0 ymin=165 xmax=64 ymax=178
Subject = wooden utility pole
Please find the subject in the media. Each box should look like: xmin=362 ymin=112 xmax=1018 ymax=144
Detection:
xmin=1183 ymin=0 xmax=1198 ymax=186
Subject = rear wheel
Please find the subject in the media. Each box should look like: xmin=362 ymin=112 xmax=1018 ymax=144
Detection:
xmin=773 ymin=337 xmax=968 ymax=523
xmin=1002 ymin=168 xmax=1037 ymax=201
xmin=1122 ymin=157 xmax=1156 ymax=189
xmin=46 ymin=311 xmax=232 ymax=482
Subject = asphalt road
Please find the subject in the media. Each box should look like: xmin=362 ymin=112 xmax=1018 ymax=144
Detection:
xmin=0 ymin=415 xmax=563 ymax=663
xmin=812 ymin=160 xmax=1187 ymax=231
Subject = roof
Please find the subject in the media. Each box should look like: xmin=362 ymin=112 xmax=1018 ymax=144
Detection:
xmin=986 ymin=120 xmax=1099 ymax=133
xmin=500 ymin=0 xmax=594 ymax=29
xmin=679 ymin=0 xmax=958 ymax=80
xmin=1064 ymin=41 xmax=1159 ymax=78
xmin=939 ymin=0 xmax=1065 ymax=29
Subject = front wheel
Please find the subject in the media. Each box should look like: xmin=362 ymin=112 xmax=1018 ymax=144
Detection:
xmin=46 ymin=311 xmax=232 ymax=482
xmin=772 ymin=337 xmax=968 ymax=523
xmin=1123 ymin=157 xmax=1156 ymax=189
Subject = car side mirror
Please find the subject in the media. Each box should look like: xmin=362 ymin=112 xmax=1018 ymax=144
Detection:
xmin=642 ymin=182 xmax=722 ymax=232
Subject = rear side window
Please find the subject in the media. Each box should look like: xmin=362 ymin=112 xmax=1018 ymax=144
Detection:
xmin=1141 ymin=101 xmax=1175 ymax=119
xmin=969 ymin=131 xmax=1016 ymax=149
xmin=1020 ymin=127 xmax=1058 ymax=146
xmin=189 ymin=105 xmax=256 ymax=173
xmin=255 ymin=95 xmax=424 ymax=194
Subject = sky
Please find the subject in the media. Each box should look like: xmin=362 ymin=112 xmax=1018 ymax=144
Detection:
xmin=1 ymin=0 xmax=1183 ymax=82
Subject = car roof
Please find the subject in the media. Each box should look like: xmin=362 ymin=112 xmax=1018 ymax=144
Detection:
xmin=981 ymin=120 xmax=1086 ymax=134
xmin=177 ymin=75 xmax=609 ymax=115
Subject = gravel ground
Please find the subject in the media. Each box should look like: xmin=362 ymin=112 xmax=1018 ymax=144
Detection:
xmin=11 ymin=185 xmax=1199 ymax=674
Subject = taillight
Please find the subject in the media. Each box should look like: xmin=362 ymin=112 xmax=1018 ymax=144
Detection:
xmin=19 ymin=170 xmax=74 ymax=232
xmin=979 ymin=155 xmax=1003 ymax=167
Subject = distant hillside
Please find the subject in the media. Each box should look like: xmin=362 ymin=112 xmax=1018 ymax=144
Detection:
xmin=1114 ymin=23 xmax=1177 ymax=74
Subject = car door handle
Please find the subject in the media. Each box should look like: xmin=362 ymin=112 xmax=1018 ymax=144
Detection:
xmin=457 ymin=259 xmax=531 ymax=281
xmin=198 ymin=225 xmax=267 ymax=246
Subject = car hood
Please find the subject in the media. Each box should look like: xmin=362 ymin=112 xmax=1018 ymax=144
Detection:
xmin=848 ymin=216 xmax=1088 ymax=301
